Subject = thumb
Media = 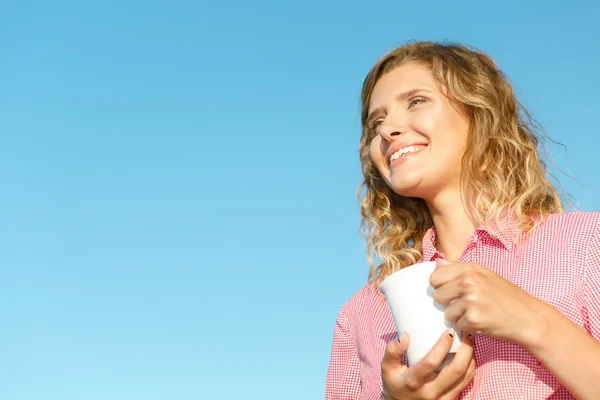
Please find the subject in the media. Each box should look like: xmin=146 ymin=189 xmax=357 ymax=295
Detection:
xmin=435 ymin=258 xmax=452 ymax=267
xmin=397 ymin=331 xmax=410 ymax=354
xmin=388 ymin=331 xmax=410 ymax=358
xmin=381 ymin=332 xmax=411 ymax=394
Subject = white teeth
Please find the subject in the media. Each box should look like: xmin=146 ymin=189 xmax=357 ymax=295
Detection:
xmin=390 ymin=146 xmax=424 ymax=162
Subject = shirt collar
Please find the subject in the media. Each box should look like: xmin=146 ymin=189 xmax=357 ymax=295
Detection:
xmin=482 ymin=211 xmax=521 ymax=251
xmin=421 ymin=211 xmax=520 ymax=261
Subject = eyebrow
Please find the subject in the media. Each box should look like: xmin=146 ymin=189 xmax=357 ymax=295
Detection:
xmin=367 ymin=88 xmax=432 ymax=125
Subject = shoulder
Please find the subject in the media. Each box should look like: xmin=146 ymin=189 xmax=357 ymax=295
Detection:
xmin=339 ymin=282 xmax=381 ymax=316
xmin=544 ymin=211 xmax=600 ymax=227
xmin=337 ymin=281 xmax=389 ymax=330
xmin=523 ymin=212 xmax=600 ymax=263
xmin=535 ymin=211 xmax=600 ymax=237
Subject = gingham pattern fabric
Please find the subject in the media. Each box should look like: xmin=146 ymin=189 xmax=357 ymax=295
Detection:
xmin=326 ymin=212 xmax=600 ymax=399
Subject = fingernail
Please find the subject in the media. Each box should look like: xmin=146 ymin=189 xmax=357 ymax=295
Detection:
xmin=447 ymin=328 xmax=455 ymax=338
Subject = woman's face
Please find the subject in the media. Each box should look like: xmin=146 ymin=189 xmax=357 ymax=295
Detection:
xmin=367 ymin=62 xmax=470 ymax=202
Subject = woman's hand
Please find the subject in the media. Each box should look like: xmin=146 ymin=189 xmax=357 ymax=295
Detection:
xmin=381 ymin=331 xmax=475 ymax=400
xmin=430 ymin=259 xmax=549 ymax=345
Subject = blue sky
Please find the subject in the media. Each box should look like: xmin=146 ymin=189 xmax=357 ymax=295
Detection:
xmin=1 ymin=1 xmax=598 ymax=399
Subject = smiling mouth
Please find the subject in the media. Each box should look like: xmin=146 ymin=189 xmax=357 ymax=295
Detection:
xmin=389 ymin=145 xmax=427 ymax=164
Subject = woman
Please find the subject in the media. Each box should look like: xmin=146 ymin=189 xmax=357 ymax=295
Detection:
xmin=326 ymin=41 xmax=600 ymax=400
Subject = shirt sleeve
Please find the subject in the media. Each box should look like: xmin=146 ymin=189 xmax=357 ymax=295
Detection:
xmin=326 ymin=307 xmax=362 ymax=400
xmin=583 ymin=219 xmax=600 ymax=341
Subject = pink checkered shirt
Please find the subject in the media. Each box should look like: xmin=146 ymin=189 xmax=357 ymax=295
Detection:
xmin=326 ymin=212 xmax=600 ymax=399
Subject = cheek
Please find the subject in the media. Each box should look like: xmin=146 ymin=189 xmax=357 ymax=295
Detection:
xmin=369 ymin=137 xmax=390 ymax=178
xmin=411 ymin=115 xmax=434 ymax=133
xmin=409 ymin=106 xmax=438 ymax=131
xmin=369 ymin=136 xmax=383 ymax=165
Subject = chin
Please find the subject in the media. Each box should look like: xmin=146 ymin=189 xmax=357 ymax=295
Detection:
xmin=388 ymin=177 xmax=424 ymax=198
xmin=389 ymin=186 xmax=422 ymax=199
xmin=392 ymin=189 xmax=424 ymax=200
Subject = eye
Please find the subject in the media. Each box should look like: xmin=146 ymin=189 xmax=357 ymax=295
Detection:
xmin=371 ymin=119 xmax=384 ymax=131
xmin=408 ymin=96 xmax=427 ymax=109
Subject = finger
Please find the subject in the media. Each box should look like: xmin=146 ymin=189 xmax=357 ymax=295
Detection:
xmin=382 ymin=331 xmax=410 ymax=366
xmin=440 ymin=358 xmax=476 ymax=400
xmin=405 ymin=328 xmax=455 ymax=388
xmin=448 ymin=296 xmax=483 ymax=333
xmin=381 ymin=332 xmax=410 ymax=394
xmin=435 ymin=332 xmax=474 ymax=388
xmin=430 ymin=261 xmax=462 ymax=288
xmin=444 ymin=297 xmax=469 ymax=324
xmin=455 ymin=309 xmax=481 ymax=334
xmin=433 ymin=281 xmax=464 ymax=305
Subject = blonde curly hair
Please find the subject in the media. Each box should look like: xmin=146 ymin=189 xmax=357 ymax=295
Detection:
xmin=359 ymin=41 xmax=564 ymax=283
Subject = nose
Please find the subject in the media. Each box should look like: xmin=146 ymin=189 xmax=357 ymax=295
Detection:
xmin=379 ymin=118 xmax=408 ymax=143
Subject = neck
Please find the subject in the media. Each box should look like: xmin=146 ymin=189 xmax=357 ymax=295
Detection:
xmin=425 ymin=189 xmax=478 ymax=261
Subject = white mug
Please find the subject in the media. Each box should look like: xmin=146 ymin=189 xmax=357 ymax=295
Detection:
xmin=380 ymin=261 xmax=462 ymax=367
